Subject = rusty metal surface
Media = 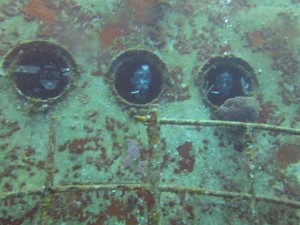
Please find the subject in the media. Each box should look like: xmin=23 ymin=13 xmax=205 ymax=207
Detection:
xmin=0 ymin=0 xmax=300 ymax=224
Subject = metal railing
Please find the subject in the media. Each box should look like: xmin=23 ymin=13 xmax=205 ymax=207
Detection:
xmin=1 ymin=112 xmax=300 ymax=224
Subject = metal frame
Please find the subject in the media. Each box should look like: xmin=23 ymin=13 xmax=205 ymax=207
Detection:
xmin=1 ymin=113 xmax=300 ymax=224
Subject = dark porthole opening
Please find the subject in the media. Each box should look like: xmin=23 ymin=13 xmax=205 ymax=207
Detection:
xmin=14 ymin=53 xmax=70 ymax=100
xmin=3 ymin=41 xmax=78 ymax=102
xmin=198 ymin=56 xmax=258 ymax=107
xmin=112 ymin=50 xmax=165 ymax=105
xmin=206 ymin=65 xmax=246 ymax=106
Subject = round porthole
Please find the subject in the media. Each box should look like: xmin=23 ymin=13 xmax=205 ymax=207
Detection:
xmin=3 ymin=41 xmax=79 ymax=102
xmin=196 ymin=55 xmax=259 ymax=107
xmin=108 ymin=49 xmax=166 ymax=106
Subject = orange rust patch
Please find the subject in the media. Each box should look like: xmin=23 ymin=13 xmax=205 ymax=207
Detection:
xmin=174 ymin=141 xmax=195 ymax=173
xmin=23 ymin=0 xmax=56 ymax=25
xmin=247 ymin=31 xmax=265 ymax=49
xmin=99 ymin=24 xmax=125 ymax=48
xmin=277 ymin=144 xmax=300 ymax=169
xmin=126 ymin=0 xmax=159 ymax=23
xmin=106 ymin=199 xmax=128 ymax=220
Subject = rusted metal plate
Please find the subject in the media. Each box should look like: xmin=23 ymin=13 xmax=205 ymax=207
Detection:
xmin=0 ymin=1 xmax=300 ymax=224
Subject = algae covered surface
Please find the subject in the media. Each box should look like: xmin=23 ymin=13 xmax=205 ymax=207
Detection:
xmin=0 ymin=0 xmax=300 ymax=224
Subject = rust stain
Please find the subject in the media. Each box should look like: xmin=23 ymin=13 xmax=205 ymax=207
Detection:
xmin=99 ymin=24 xmax=126 ymax=48
xmin=126 ymin=0 xmax=158 ymax=24
xmin=247 ymin=31 xmax=265 ymax=49
xmin=277 ymin=144 xmax=300 ymax=169
xmin=174 ymin=141 xmax=195 ymax=173
xmin=23 ymin=0 xmax=56 ymax=25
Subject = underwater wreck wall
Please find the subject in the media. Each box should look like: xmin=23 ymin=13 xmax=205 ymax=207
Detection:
xmin=0 ymin=0 xmax=300 ymax=224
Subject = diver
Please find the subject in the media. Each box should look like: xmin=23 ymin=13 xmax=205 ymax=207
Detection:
xmin=211 ymin=71 xmax=234 ymax=97
xmin=14 ymin=63 xmax=69 ymax=91
xmin=38 ymin=63 xmax=63 ymax=90
xmin=130 ymin=64 xmax=152 ymax=101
